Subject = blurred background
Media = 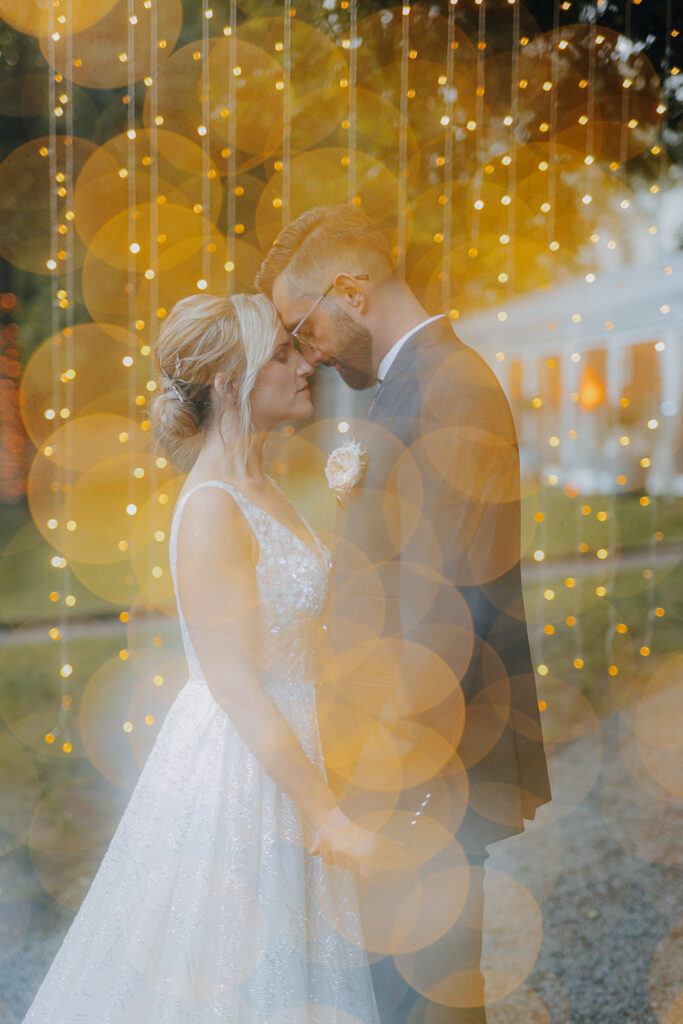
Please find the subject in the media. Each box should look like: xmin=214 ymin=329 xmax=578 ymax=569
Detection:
xmin=0 ymin=0 xmax=681 ymax=1021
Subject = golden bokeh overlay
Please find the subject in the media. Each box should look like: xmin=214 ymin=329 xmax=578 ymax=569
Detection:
xmin=0 ymin=0 xmax=679 ymax=1017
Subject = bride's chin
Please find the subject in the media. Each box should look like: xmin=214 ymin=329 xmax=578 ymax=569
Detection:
xmin=292 ymin=396 xmax=314 ymax=420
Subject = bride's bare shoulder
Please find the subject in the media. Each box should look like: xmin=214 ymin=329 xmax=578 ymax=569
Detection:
xmin=176 ymin=481 xmax=257 ymax=567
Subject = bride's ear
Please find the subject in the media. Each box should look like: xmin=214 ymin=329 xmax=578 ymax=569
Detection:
xmin=212 ymin=373 xmax=237 ymax=403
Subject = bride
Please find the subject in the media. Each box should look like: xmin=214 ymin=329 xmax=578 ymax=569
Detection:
xmin=23 ymin=293 xmax=381 ymax=1024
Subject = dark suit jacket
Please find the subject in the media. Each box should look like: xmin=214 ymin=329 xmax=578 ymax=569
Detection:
xmin=328 ymin=318 xmax=551 ymax=848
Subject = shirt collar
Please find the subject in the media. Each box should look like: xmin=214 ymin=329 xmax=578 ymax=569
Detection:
xmin=376 ymin=314 xmax=447 ymax=382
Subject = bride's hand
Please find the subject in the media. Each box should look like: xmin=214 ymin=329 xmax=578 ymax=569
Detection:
xmin=309 ymin=807 xmax=403 ymax=877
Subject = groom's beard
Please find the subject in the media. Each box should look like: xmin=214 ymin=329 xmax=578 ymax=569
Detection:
xmin=324 ymin=305 xmax=377 ymax=391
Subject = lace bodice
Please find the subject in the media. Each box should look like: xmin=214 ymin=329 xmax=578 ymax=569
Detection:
xmin=169 ymin=479 xmax=332 ymax=710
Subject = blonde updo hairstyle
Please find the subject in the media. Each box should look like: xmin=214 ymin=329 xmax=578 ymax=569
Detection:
xmin=151 ymin=293 xmax=279 ymax=470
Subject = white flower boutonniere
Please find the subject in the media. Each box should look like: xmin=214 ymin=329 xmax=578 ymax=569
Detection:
xmin=325 ymin=439 xmax=368 ymax=508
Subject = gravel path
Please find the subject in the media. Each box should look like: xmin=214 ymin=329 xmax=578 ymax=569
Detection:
xmin=485 ymin=682 xmax=682 ymax=1024
xmin=3 ymin=688 xmax=682 ymax=1024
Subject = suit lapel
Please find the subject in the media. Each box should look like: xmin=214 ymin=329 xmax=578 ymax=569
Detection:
xmin=369 ymin=316 xmax=460 ymax=422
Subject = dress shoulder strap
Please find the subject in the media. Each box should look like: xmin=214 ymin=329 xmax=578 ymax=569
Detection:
xmin=175 ymin=478 xmax=249 ymax=511
xmin=169 ymin=479 xmax=256 ymax=571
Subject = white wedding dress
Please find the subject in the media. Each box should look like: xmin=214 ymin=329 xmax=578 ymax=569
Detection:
xmin=24 ymin=480 xmax=379 ymax=1024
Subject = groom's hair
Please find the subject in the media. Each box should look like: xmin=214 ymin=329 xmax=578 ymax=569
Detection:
xmin=255 ymin=205 xmax=396 ymax=299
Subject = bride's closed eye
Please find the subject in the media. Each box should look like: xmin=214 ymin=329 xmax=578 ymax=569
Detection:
xmin=273 ymin=340 xmax=294 ymax=362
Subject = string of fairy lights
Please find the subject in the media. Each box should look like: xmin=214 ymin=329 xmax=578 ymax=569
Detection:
xmin=282 ymin=5 xmax=293 ymax=228
xmin=440 ymin=2 xmax=455 ymax=312
xmin=1 ymin=0 xmax=673 ymax=754
xmin=396 ymin=7 xmax=409 ymax=275
xmin=347 ymin=0 xmax=358 ymax=204
xmin=226 ymin=0 xmax=237 ymax=294
xmin=44 ymin=0 xmax=77 ymax=755
xmin=200 ymin=1 xmax=211 ymax=288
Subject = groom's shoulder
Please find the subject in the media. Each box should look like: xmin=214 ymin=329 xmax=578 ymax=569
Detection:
xmin=417 ymin=326 xmax=510 ymax=413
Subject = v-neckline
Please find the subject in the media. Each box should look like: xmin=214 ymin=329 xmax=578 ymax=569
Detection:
xmin=221 ymin=478 xmax=329 ymax=575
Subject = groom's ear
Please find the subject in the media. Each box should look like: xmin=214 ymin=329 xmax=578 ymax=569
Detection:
xmin=333 ymin=273 xmax=368 ymax=314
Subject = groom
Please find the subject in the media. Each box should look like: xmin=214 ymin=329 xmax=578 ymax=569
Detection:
xmin=257 ymin=205 xmax=551 ymax=1023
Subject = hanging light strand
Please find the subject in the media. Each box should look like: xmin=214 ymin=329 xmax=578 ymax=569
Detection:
xmin=58 ymin=0 xmax=77 ymax=749
xmin=505 ymin=0 xmax=521 ymax=288
xmin=441 ymin=1 xmax=455 ymax=312
xmin=475 ymin=0 xmax=486 ymax=165
xmin=45 ymin=2 xmax=71 ymax=751
xmin=146 ymin=0 xmax=162 ymax=631
xmin=226 ymin=0 xmax=237 ymax=293
xmin=585 ymin=9 xmax=596 ymax=168
xmin=601 ymin=0 xmax=632 ymax=665
xmin=281 ymin=5 xmax=293 ymax=226
xmin=618 ymin=0 xmax=633 ymax=169
xmin=397 ymin=6 xmax=410 ymax=276
xmin=148 ymin=0 xmax=159 ymax=343
xmin=470 ymin=0 xmax=486 ymax=252
xmin=201 ymin=0 xmax=211 ymax=287
xmin=639 ymin=0 xmax=675 ymax=654
xmin=546 ymin=0 xmax=560 ymax=255
xmin=347 ymin=0 xmax=358 ymax=204
xmin=125 ymin=0 xmax=137 ymax=630
xmin=127 ymin=0 xmax=137 ymax=343
xmin=47 ymin=15 xmax=59 ymax=348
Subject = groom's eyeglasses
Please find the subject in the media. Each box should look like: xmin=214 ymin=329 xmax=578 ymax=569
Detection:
xmin=290 ymin=274 xmax=369 ymax=348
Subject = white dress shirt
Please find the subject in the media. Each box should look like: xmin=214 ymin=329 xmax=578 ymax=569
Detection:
xmin=376 ymin=314 xmax=447 ymax=382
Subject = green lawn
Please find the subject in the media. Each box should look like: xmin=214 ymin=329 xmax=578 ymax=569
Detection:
xmin=0 ymin=488 xmax=679 ymax=913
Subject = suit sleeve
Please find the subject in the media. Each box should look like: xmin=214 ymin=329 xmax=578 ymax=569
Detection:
xmin=390 ymin=347 xmax=550 ymax=830
xmin=395 ymin=346 xmax=525 ymax=677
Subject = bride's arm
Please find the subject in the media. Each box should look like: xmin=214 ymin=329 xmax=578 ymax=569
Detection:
xmin=176 ymin=485 xmax=340 ymax=833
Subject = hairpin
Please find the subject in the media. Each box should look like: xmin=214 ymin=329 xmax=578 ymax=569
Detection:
xmin=161 ymin=357 xmax=190 ymax=404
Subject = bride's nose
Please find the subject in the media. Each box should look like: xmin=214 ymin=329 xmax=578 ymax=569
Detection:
xmin=297 ymin=351 xmax=315 ymax=376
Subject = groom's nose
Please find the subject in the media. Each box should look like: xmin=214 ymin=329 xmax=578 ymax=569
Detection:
xmin=301 ymin=343 xmax=325 ymax=367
